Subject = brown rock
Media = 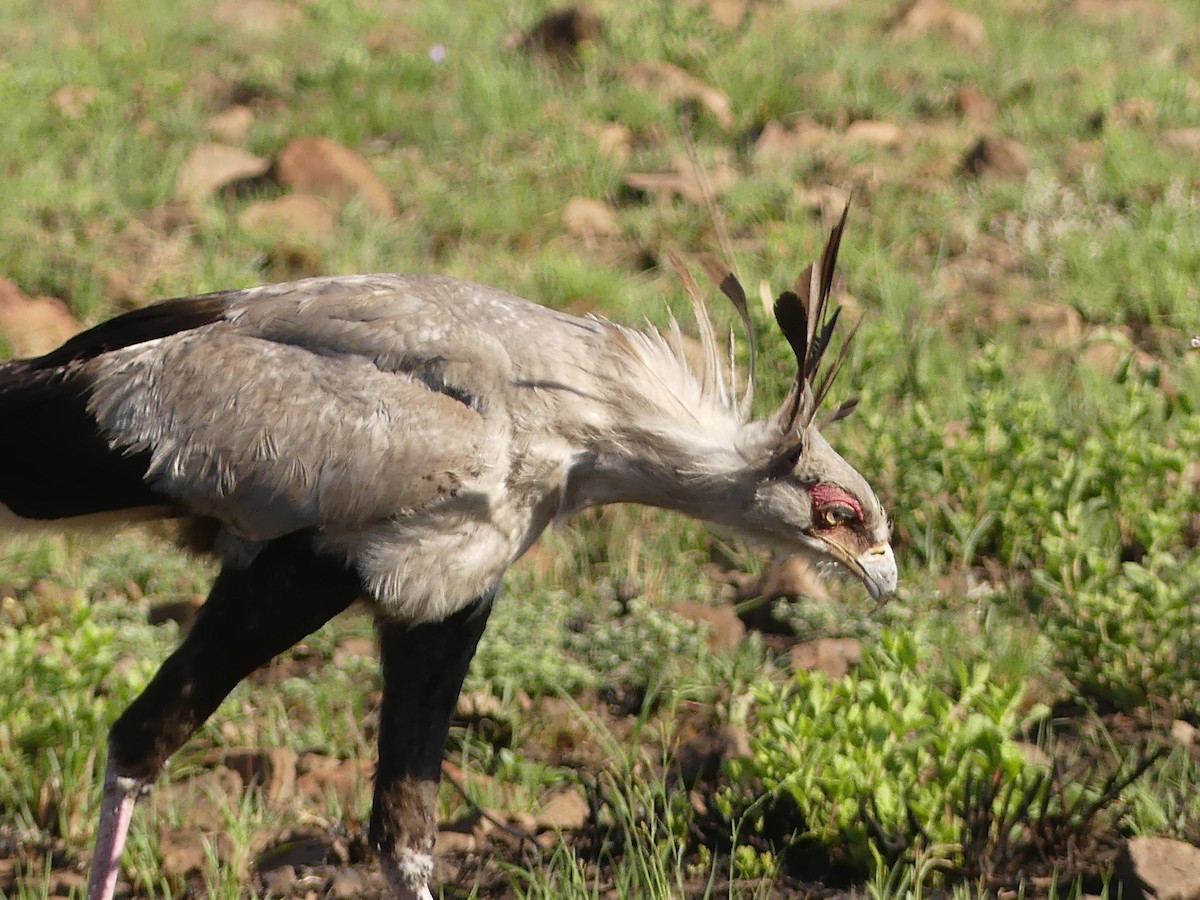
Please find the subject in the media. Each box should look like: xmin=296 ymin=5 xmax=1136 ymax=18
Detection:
xmin=535 ymin=788 xmax=589 ymax=830
xmin=213 ymin=0 xmax=302 ymax=34
xmin=260 ymin=866 xmax=297 ymax=895
xmin=175 ymin=143 xmax=270 ymax=203
xmin=1081 ymin=340 xmax=1128 ymax=375
xmin=327 ymin=869 xmax=367 ymax=899
xmin=694 ymin=0 xmax=748 ymax=29
xmin=673 ymin=724 xmax=751 ymax=786
xmin=1114 ymin=836 xmax=1200 ymax=900
xmin=151 ymin=767 xmax=245 ymax=830
xmin=562 ymin=196 xmax=620 ymax=240
xmin=755 ymin=554 xmax=830 ymax=602
xmin=295 ymin=754 xmax=371 ymax=808
xmin=221 ymin=747 xmax=297 ymax=805
xmin=1162 ymin=128 xmax=1200 ymax=154
xmin=844 ymin=119 xmax=905 ymax=148
xmin=160 ymin=828 xmax=233 ymax=878
xmin=1171 ymin=719 xmax=1197 ymax=746
xmin=1064 ymin=140 xmax=1105 ymax=176
xmin=332 ymin=635 xmax=377 ymax=664
xmin=436 ymin=829 xmax=478 ymax=854
xmin=0 ymin=279 xmax=81 ymax=358
xmin=456 ymin=689 xmax=507 ymax=721
xmin=753 ymin=119 xmax=831 ymax=169
xmin=670 ymin=600 xmax=745 ymax=652
xmin=239 ymin=194 xmax=335 ymax=243
xmin=1022 ymin=302 xmax=1083 ymax=347
xmin=51 ymin=83 xmax=99 ymax=118
xmin=621 ymin=60 xmax=734 ymax=129
xmin=275 ymin=137 xmax=396 ymax=217
xmin=954 ymin=85 xmax=998 ymax=123
xmin=791 ymin=637 xmax=863 ymax=678
xmin=44 ymin=869 xmax=87 ymax=897
xmin=208 ymin=105 xmax=255 ymax=144
xmin=1073 ymin=0 xmax=1168 ymax=20
xmin=521 ymin=5 xmax=601 ymax=62
xmin=624 ymin=152 xmax=735 ymax=205
xmin=891 ymin=0 xmax=986 ymax=49
xmin=961 ymin=135 xmax=1031 ymax=178
xmin=1109 ymin=97 xmax=1157 ymax=128
xmin=584 ymin=122 xmax=632 ymax=162
xmin=794 ymin=184 xmax=852 ymax=219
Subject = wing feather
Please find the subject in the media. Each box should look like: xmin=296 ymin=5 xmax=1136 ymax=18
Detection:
xmin=88 ymin=323 xmax=490 ymax=541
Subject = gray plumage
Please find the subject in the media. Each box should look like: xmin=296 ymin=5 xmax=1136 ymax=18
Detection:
xmin=1 ymin=212 xmax=896 ymax=900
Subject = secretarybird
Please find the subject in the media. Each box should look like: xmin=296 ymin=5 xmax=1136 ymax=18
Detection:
xmin=0 ymin=206 xmax=895 ymax=900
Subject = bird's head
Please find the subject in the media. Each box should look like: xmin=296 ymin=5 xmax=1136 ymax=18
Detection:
xmin=687 ymin=204 xmax=896 ymax=600
xmin=737 ymin=418 xmax=896 ymax=601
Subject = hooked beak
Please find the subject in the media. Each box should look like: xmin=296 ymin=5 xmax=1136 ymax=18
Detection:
xmin=816 ymin=539 xmax=898 ymax=601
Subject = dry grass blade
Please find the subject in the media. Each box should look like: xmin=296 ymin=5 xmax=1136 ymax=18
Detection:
xmin=665 ymin=250 xmax=724 ymax=402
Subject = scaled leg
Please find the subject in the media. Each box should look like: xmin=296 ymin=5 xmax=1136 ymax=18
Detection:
xmin=87 ymin=533 xmax=362 ymax=900
xmin=370 ymin=592 xmax=496 ymax=900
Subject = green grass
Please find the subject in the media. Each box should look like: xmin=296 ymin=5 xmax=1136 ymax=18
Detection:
xmin=2 ymin=0 xmax=1200 ymax=896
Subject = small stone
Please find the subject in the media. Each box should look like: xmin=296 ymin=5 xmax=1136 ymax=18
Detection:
xmin=623 ymin=152 xmax=736 ymax=206
xmin=891 ymin=0 xmax=986 ymax=50
xmin=159 ymin=828 xmax=227 ymax=878
xmin=1162 ymin=128 xmax=1200 ymax=154
xmin=701 ymin=0 xmax=747 ymax=29
xmin=260 ymin=865 xmax=297 ymax=895
xmin=562 ymin=196 xmax=620 ymax=239
xmin=755 ymin=555 xmax=830 ymax=603
xmin=0 ymin=279 xmax=82 ymax=358
xmin=621 ymin=60 xmax=734 ymax=129
xmin=1171 ymin=719 xmax=1197 ymax=746
xmin=584 ymin=122 xmax=632 ymax=162
xmin=535 ymin=788 xmax=589 ymax=830
xmin=1021 ymin=302 xmax=1083 ymax=347
xmin=213 ymin=0 xmax=303 ymax=34
xmin=844 ymin=119 xmax=904 ymax=148
xmin=954 ymin=85 xmax=997 ymax=123
xmin=1114 ymin=836 xmax=1200 ymax=900
xmin=670 ymin=601 xmax=745 ymax=652
xmin=436 ymin=829 xmax=478 ymax=854
xmin=790 ymin=637 xmax=863 ymax=679
xmin=175 ymin=143 xmax=270 ymax=203
xmin=1109 ymin=97 xmax=1157 ymax=128
xmin=332 ymin=636 xmax=377 ymax=664
xmin=961 ymin=135 xmax=1031 ymax=178
xmin=51 ymin=83 xmax=99 ymax=118
xmin=753 ymin=119 xmax=831 ymax=170
xmin=327 ymin=869 xmax=366 ymax=899
xmin=275 ymin=136 xmax=396 ymax=217
xmin=221 ymin=746 xmax=297 ymax=805
xmin=207 ymin=105 xmax=255 ymax=144
xmin=239 ymin=194 xmax=335 ymax=243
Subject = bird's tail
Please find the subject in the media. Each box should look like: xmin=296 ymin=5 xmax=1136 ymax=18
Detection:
xmin=0 ymin=292 xmax=232 ymax=522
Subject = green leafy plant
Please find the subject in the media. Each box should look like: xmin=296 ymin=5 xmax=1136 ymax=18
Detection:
xmin=732 ymin=631 xmax=1050 ymax=871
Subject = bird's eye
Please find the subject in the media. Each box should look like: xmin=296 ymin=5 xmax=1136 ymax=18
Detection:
xmin=820 ymin=504 xmax=859 ymax=528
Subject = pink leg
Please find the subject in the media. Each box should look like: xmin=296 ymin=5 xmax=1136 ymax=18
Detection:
xmin=86 ymin=757 xmax=142 ymax=900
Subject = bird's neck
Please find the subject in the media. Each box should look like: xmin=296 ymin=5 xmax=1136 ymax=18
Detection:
xmin=554 ymin=327 xmax=756 ymax=521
